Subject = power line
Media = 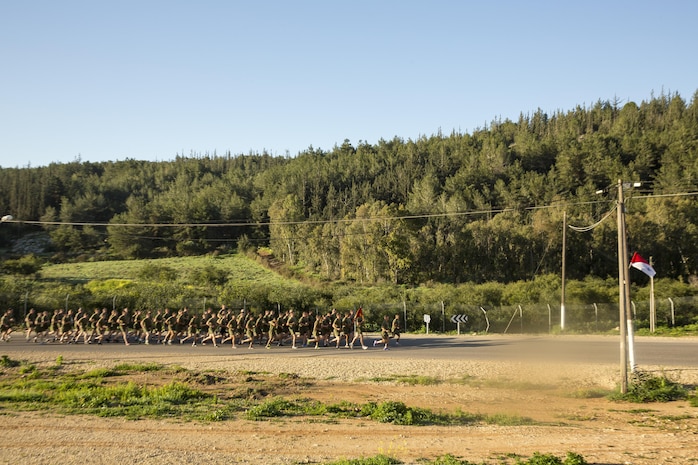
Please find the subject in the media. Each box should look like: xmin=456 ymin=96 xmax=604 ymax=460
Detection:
xmin=4 ymin=191 xmax=696 ymax=229
xmin=568 ymin=206 xmax=617 ymax=232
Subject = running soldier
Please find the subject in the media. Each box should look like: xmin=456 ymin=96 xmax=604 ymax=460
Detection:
xmin=58 ymin=309 xmax=74 ymax=343
xmin=340 ymin=310 xmax=354 ymax=348
xmin=222 ymin=311 xmax=239 ymax=348
xmin=241 ymin=311 xmax=256 ymax=349
xmin=374 ymin=315 xmax=392 ymax=350
xmin=200 ymin=309 xmax=219 ymax=347
xmin=24 ymin=308 xmax=37 ymax=342
xmin=140 ymin=310 xmax=154 ymax=345
xmin=74 ymin=308 xmax=90 ymax=344
xmin=298 ymin=311 xmax=311 ymax=348
xmin=331 ymin=310 xmax=342 ymax=348
xmin=286 ymin=310 xmax=299 ymax=349
xmin=0 ymin=309 xmax=15 ymax=342
xmin=34 ymin=310 xmax=50 ymax=343
xmin=391 ymin=313 xmax=401 ymax=344
xmin=116 ymin=308 xmax=131 ymax=345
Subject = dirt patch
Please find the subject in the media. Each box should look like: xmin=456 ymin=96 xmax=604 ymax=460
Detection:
xmin=1 ymin=350 xmax=697 ymax=464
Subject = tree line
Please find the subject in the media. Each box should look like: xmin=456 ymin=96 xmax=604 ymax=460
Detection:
xmin=1 ymin=91 xmax=697 ymax=285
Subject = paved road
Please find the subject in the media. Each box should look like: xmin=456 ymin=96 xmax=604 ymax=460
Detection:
xmin=2 ymin=333 xmax=696 ymax=368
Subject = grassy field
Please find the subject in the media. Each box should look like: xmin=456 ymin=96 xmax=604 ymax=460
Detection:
xmin=39 ymin=253 xmax=285 ymax=285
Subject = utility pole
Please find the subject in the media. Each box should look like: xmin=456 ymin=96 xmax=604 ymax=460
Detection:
xmin=616 ymin=179 xmax=631 ymax=393
xmin=649 ymin=256 xmax=656 ymax=333
xmin=561 ymin=211 xmax=566 ymax=331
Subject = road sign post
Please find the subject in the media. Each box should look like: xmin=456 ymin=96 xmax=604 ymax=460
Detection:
xmin=423 ymin=314 xmax=431 ymax=334
xmin=450 ymin=314 xmax=468 ymax=334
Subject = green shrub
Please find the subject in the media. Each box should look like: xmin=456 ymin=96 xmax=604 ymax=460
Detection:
xmin=1 ymin=254 xmax=43 ymax=276
xmin=245 ymin=397 xmax=296 ymax=420
xmin=611 ymin=371 xmax=687 ymax=403
xmin=321 ymin=455 xmax=401 ymax=465
xmin=0 ymin=355 xmax=20 ymax=368
xmin=516 ymin=451 xmax=587 ymax=465
xmin=137 ymin=263 xmax=178 ymax=281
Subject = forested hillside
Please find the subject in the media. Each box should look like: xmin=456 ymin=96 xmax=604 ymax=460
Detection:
xmin=1 ymin=91 xmax=697 ymax=285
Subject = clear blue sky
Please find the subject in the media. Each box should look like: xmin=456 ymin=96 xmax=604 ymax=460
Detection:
xmin=1 ymin=0 xmax=696 ymax=168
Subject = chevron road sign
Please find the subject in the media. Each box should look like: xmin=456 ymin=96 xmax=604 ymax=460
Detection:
xmin=451 ymin=314 xmax=468 ymax=335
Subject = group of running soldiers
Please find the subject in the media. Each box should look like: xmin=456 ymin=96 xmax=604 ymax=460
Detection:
xmin=5 ymin=306 xmax=402 ymax=350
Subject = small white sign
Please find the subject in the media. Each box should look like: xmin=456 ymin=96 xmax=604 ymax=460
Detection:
xmin=423 ymin=314 xmax=431 ymax=323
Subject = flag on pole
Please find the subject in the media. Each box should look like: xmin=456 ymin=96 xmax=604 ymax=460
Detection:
xmin=630 ymin=252 xmax=656 ymax=278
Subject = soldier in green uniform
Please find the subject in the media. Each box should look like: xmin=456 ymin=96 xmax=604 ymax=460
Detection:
xmin=286 ymin=309 xmax=299 ymax=349
xmin=340 ymin=310 xmax=354 ymax=348
xmin=48 ymin=308 xmax=63 ymax=343
xmin=162 ymin=308 xmax=176 ymax=345
xmin=241 ymin=311 xmax=256 ymax=349
xmin=265 ymin=312 xmax=278 ymax=349
xmin=391 ymin=313 xmax=401 ymax=344
xmin=307 ymin=313 xmax=325 ymax=349
xmin=200 ymin=308 xmax=219 ymax=347
xmin=222 ymin=312 xmax=239 ymax=348
xmin=331 ymin=310 xmax=342 ymax=348
xmin=139 ymin=310 xmax=154 ymax=345
xmin=0 ymin=309 xmax=15 ymax=342
xmin=116 ymin=308 xmax=131 ymax=345
xmin=74 ymin=308 xmax=90 ymax=344
xmin=375 ymin=315 xmax=391 ymax=350
xmin=24 ymin=308 xmax=36 ymax=342
xmin=298 ymin=311 xmax=311 ymax=348
xmin=94 ymin=308 xmax=109 ymax=344
xmin=35 ymin=310 xmax=50 ymax=343
xmin=59 ymin=309 xmax=74 ymax=343
xmin=180 ymin=312 xmax=199 ymax=346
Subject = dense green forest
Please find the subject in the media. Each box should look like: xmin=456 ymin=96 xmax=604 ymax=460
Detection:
xmin=1 ymin=91 xmax=697 ymax=286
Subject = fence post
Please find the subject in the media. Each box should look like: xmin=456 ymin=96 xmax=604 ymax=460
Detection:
xmin=480 ymin=307 xmax=490 ymax=333
xmin=593 ymin=303 xmax=598 ymax=332
xmin=402 ymin=301 xmax=407 ymax=332
xmin=668 ymin=298 xmax=675 ymax=326
xmin=504 ymin=306 xmax=519 ymax=334
xmin=441 ymin=301 xmax=445 ymax=333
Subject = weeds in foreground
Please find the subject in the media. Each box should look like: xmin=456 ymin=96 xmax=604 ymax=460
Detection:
xmin=0 ymin=355 xmax=20 ymax=368
xmin=0 ymin=356 xmax=595 ymax=464
xmin=0 ymin=357 xmax=535 ymax=427
xmin=690 ymin=390 xmax=698 ymax=407
xmin=366 ymin=374 xmax=441 ymax=385
xmin=610 ymin=371 xmax=688 ymax=403
xmin=319 ymin=451 xmax=587 ymax=465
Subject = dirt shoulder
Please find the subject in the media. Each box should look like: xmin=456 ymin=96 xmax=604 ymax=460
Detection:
xmin=1 ymin=341 xmax=697 ymax=465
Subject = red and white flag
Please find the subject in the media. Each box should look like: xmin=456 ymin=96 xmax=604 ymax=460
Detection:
xmin=630 ymin=252 xmax=656 ymax=278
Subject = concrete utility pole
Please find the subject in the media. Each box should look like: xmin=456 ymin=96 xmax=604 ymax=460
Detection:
xmin=616 ymin=179 xmax=631 ymax=394
xmin=560 ymin=211 xmax=566 ymax=331
xmin=649 ymin=256 xmax=656 ymax=333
